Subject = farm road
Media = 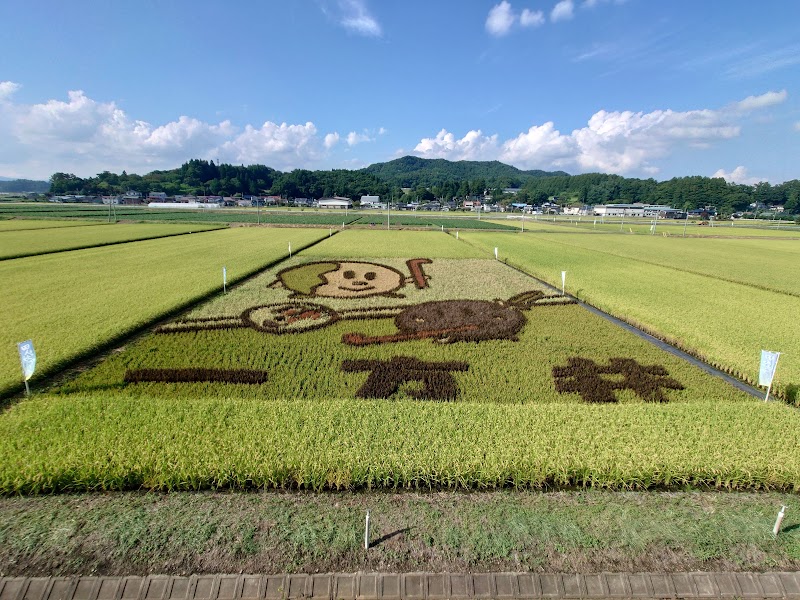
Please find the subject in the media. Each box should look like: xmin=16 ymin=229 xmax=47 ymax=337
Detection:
xmin=3 ymin=571 xmax=800 ymax=600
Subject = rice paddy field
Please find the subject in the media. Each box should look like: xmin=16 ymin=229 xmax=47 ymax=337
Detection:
xmin=0 ymin=219 xmax=107 ymax=231
xmin=491 ymin=216 xmax=800 ymax=237
xmin=460 ymin=231 xmax=800 ymax=401
xmin=1 ymin=228 xmax=799 ymax=494
xmin=0 ymin=203 xmax=515 ymax=230
xmin=0 ymin=222 xmax=222 ymax=260
xmin=0 ymin=227 xmax=327 ymax=396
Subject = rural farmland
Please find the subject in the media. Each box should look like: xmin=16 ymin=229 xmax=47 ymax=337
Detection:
xmin=1 ymin=226 xmax=798 ymax=497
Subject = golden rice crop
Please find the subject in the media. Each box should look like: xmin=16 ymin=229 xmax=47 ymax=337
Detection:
xmin=300 ymin=230 xmax=486 ymax=259
xmin=462 ymin=232 xmax=800 ymax=402
xmin=0 ymin=228 xmax=328 ymax=396
xmin=0 ymin=219 xmax=107 ymax=232
xmin=0 ymin=223 xmax=222 ymax=260
xmin=0 ymin=394 xmax=798 ymax=493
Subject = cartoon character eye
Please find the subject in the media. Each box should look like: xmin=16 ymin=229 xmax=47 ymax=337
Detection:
xmin=365 ymin=272 xmax=376 ymax=281
xmin=344 ymin=270 xmax=356 ymax=279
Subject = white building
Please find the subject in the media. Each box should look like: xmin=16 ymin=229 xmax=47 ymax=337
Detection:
xmin=593 ymin=203 xmax=673 ymax=218
xmin=318 ymin=197 xmax=353 ymax=209
xmin=360 ymin=195 xmax=381 ymax=208
xmin=563 ymin=205 xmax=591 ymax=216
xmin=148 ymin=202 xmax=220 ymax=209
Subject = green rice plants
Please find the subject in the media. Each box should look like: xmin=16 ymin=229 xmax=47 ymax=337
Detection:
xmin=0 ymin=228 xmax=327 ymax=396
xmin=0 ymin=223 xmax=222 ymax=260
xmin=124 ymin=368 xmax=269 ymax=384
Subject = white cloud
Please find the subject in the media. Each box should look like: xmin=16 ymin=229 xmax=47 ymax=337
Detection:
xmin=324 ymin=132 xmax=340 ymax=149
xmin=346 ymin=127 xmax=385 ymax=146
xmin=346 ymin=131 xmax=373 ymax=146
xmin=414 ymin=129 xmax=500 ymax=161
xmin=0 ymin=85 xmax=349 ymax=178
xmin=712 ymin=166 xmax=762 ymax=185
xmin=795 ymin=121 xmax=800 ymax=132
xmin=520 ymin=9 xmax=545 ymax=27
xmin=220 ymin=122 xmax=321 ymax=168
xmin=500 ymin=122 xmax=575 ymax=166
xmin=337 ymin=0 xmax=382 ymax=37
xmin=733 ymin=89 xmax=788 ymax=112
xmin=414 ymin=91 xmax=786 ymax=176
xmin=551 ymin=0 xmax=574 ymax=22
xmin=0 ymin=81 xmax=21 ymax=101
xmin=485 ymin=1 xmax=516 ymax=36
xmin=490 ymin=0 xmax=623 ymax=35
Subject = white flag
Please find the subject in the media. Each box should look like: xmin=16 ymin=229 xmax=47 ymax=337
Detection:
xmin=17 ymin=340 xmax=36 ymax=381
xmin=759 ymin=350 xmax=780 ymax=387
xmin=561 ymin=271 xmax=566 ymax=288
xmin=223 ymin=266 xmax=227 ymax=285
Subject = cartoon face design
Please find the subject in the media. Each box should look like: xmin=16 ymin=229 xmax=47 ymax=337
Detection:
xmin=312 ymin=262 xmax=406 ymax=298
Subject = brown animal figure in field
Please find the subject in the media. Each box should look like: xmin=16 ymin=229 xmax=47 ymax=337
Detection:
xmin=341 ymin=291 xmax=574 ymax=346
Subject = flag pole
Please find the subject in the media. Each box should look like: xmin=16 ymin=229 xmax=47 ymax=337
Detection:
xmin=764 ymin=352 xmax=781 ymax=402
xmin=765 ymin=354 xmax=780 ymax=402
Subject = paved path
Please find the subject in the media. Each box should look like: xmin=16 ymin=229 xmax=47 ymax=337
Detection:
xmin=3 ymin=572 xmax=800 ymax=600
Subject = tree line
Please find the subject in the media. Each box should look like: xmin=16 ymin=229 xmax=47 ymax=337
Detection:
xmin=48 ymin=157 xmax=800 ymax=215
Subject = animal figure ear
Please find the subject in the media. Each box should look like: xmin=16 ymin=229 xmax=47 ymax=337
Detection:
xmin=268 ymin=279 xmax=284 ymax=289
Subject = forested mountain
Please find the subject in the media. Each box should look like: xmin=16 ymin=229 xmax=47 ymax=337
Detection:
xmin=363 ymin=156 xmax=567 ymax=188
xmin=0 ymin=179 xmax=50 ymax=193
xmin=46 ymin=157 xmax=800 ymax=215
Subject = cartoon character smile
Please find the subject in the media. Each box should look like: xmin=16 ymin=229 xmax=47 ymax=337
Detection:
xmin=270 ymin=259 xmax=432 ymax=299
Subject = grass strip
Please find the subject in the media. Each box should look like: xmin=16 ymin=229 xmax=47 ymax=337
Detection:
xmin=0 ymin=489 xmax=797 ymax=575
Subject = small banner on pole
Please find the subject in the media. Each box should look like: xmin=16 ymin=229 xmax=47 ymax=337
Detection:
xmin=223 ymin=266 xmax=227 ymax=293
xmin=494 ymin=247 xmax=498 ymax=260
xmin=561 ymin=271 xmax=566 ymax=295
xmin=759 ymin=350 xmax=780 ymax=386
xmin=17 ymin=340 xmax=36 ymax=381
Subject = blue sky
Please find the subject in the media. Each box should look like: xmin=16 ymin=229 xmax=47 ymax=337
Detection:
xmin=1 ymin=0 xmax=798 ymax=183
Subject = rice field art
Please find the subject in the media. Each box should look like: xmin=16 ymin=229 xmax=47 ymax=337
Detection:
xmin=2 ymin=233 xmax=799 ymax=493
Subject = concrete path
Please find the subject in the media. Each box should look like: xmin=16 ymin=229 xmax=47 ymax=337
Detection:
xmin=3 ymin=572 xmax=800 ymax=600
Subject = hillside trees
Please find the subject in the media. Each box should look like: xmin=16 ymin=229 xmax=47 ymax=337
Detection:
xmin=42 ymin=157 xmax=800 ymax=214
